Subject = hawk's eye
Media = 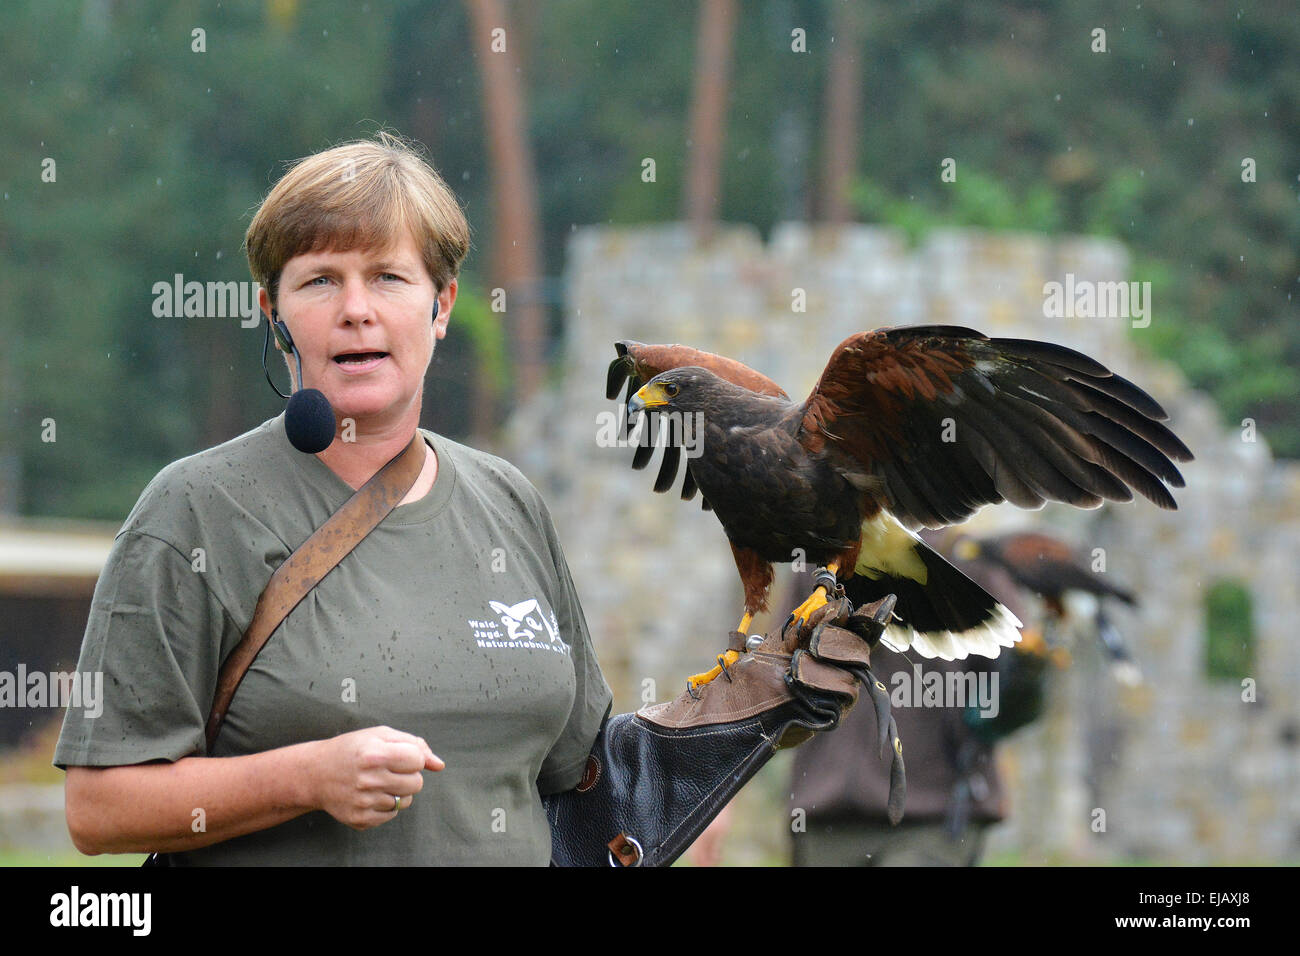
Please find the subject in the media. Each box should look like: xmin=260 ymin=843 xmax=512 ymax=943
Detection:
xmin=665 ymin=382 xmax=680 ymax=397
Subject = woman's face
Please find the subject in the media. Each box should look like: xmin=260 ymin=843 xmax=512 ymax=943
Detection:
xmin=268 ymin=231 xmax=454 ymax=433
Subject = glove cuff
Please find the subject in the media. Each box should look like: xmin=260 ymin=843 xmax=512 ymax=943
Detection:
xmin=543 ymin=694 xmax=843 ymax=867
xmin=542 ymin=596 xmax=904 ymax=866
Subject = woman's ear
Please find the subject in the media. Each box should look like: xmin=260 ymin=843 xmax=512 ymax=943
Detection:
xmin=257 ymin=287 xmax=282 ymax=349
xmin=434 ymin=278 xmax=457 ymax=340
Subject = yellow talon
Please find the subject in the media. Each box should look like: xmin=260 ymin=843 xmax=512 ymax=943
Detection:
xmin=684 ymin=607 xmax=763 ymax=693
xmin=789 ymin=586 xmax=830 ymax=627
xmin=789 ymin=561 xmax=840 ymax=628
xmin=687 ymin=648 xmax=744 ymax=692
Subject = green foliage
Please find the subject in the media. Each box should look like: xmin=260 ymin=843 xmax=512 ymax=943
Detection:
xmin=449 ymin=286 xmax=510 ymax=392
xmin=852 ymin=167 xmax=1064 ymax=244
xmin=3 ymin=0 xmax=1298 ymax=521
xmin=1203 ymin=579 xmax=1256 ymax=681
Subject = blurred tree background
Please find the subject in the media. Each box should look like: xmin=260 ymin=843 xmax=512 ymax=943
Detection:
xmin=2 ymin=0 xmax=1296 ymax=521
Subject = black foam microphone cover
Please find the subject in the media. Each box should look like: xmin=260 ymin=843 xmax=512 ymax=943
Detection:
xmin=284 ymin=388 xmax=337 ymax=453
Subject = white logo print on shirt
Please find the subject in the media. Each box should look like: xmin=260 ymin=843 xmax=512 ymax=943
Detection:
xmin=469 ymin=598 xmax=569 ymax=654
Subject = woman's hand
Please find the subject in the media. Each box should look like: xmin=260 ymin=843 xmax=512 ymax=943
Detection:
xmin=307 ymin=726 xmax=445 ymax=829
xmin=65 ymin=727 xmax=446 ymax=855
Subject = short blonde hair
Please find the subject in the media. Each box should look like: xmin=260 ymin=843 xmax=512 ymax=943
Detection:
xmin=245 ymin=131 xmax=470 ymax=305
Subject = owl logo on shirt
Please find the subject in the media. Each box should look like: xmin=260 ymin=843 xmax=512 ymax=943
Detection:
xmin=489 ymin=598 xmax=565 ymax=648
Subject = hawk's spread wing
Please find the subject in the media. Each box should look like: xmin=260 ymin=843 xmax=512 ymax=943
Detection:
xmin=796 ymin=326 xmax=1193 ymax=529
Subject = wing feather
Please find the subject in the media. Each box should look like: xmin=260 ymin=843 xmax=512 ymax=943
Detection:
xmin=797 ymin=327 xmax=1191 ymax=528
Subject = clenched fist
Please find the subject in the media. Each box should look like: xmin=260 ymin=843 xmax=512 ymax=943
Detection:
xmin=306 ymin=726 xmax=444 ymax=829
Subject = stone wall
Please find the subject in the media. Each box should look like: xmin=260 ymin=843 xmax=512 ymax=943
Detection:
xmin=505 ymin=222 xmax=1300 ymax=863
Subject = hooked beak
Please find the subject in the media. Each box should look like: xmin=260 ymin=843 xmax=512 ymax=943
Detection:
xmin=628 ymin=382 xmax=672 ymax=416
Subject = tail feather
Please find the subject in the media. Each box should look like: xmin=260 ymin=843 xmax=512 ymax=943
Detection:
xmin=844 ymin=532 xmax=1021 ymax=661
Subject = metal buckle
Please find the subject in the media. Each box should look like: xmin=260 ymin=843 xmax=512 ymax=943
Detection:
xmin=607 ymin=835 xmax=644 ymax=867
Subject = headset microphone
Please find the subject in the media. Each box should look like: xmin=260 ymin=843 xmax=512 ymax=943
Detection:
xmin=261 ymin=299 xmax=440 ymax=455
xmin=262 ymin=310 xmax=335 ymax=453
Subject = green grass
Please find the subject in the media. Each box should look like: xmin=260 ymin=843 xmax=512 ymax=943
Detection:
xmin=0 ymin=848 xmax=147 ymax=867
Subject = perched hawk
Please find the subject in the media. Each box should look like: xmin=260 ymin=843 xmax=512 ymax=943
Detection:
xmin=605 ymin=326 xmax=1192 ymax=689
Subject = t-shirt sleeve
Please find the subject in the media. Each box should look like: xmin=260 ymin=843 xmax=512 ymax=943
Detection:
xmin=53 ymin=529 xmax=236 ymax=769
xmin=531 ymin=497 xmax=613 ymax=796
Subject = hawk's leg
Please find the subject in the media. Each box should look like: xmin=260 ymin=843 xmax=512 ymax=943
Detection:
xmin=686 ymin=612 xmax=752 ymax=693
xmin=788 ymin=562 xmax=842 ymax=629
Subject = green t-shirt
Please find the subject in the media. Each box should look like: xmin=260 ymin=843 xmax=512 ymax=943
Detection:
xmin=54 ymin=416 xmax=612 ymax=865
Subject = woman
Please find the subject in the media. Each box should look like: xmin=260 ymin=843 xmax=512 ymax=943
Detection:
xmin=56 ymin=133 xmax=878 ymax=867
xmin=56 ymin=133 xmax=613 ymax=865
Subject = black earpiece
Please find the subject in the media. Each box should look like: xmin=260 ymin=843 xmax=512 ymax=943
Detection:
xmin=262 ymin=309 xmax=300 ymax=400
xmin=270 ymin=309 xmax=296 ymax=355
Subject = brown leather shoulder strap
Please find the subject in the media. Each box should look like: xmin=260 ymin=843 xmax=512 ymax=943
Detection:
xmin=204 ymin=432 xmax=427 ymax=753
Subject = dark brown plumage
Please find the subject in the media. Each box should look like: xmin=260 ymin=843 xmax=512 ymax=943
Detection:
xmin=961 ymin=531 xmax=1137 ymax=616
xmin=606 ymin=326 xmax=1193 ymax=662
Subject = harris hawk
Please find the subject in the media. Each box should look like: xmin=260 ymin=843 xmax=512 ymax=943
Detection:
xmin=950 ymin=530 xmax=1143 ymax=685
xmin=952 ymin=531 xmax=1137 ymax=617
xmin=605 ymin=326 xmax=1193 ymax=690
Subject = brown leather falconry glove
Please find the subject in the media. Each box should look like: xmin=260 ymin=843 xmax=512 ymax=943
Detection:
xmin=543 ymin=593 xmax=906 ymax=866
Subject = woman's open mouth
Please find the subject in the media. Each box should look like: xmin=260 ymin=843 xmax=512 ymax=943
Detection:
xmin=333 ymin=351 xmax=389 ymax=373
